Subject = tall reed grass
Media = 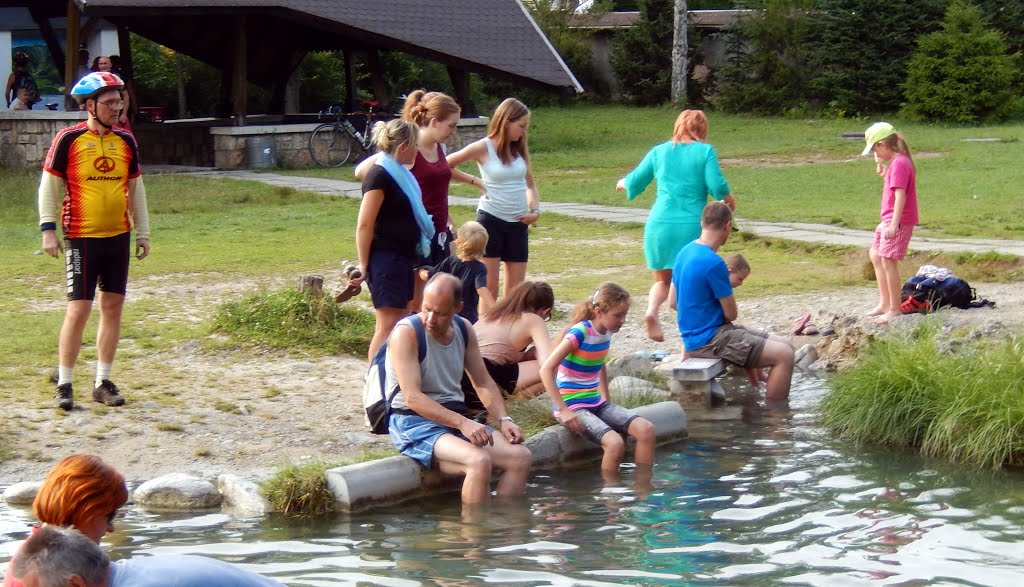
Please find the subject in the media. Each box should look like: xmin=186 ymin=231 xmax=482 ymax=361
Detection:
xmin=820 ymin=320 xmax=1024 ymax=469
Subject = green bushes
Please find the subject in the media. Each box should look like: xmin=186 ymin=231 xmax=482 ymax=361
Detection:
xmin=903 ymin=0 xmax=1022 ymax=123
xmin=212 ymin=289 xmax=374 ymax=356
xmin=820 ymin=321 xmax=1024 ymax=469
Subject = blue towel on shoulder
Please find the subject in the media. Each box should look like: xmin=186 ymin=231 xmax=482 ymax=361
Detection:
xmin=377 ymin=153 xmax=433 ymax=257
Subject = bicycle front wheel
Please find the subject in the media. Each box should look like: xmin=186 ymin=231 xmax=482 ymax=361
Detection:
xmin=309 ymin=124 xmax=353 ymax=167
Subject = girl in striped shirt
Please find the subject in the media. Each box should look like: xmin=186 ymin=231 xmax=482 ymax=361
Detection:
xmin=540 ymin=282 xmax=656 ymax=475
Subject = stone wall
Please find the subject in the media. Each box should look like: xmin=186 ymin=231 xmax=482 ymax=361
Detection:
xmin=1 ymin=113 xmax=490 ymax=170
xmin=133 ymin=120 xmax=218 ymax=167
xmin=0 ymin=111 xmax=87 ymax=169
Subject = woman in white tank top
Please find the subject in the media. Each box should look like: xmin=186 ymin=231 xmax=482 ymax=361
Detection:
xmin=447 ymin=98 xmax=541 ymax=300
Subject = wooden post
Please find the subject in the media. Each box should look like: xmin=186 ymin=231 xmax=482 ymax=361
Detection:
xmin=343 ymin=49 xmax=357 ymax=112
xmin=298 ymin=275 xmax=324 ymax=296
xmin=365 ymin=50 xmax=389 ymax=107
xmin=231 ymin=15 xmax=248 ymax=126
xmin=64 ymin=1 xmax=81 ymax=111
xmin=447 ymin=66 xmax=478 ymax=117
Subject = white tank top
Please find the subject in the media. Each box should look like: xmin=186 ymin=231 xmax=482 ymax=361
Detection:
xmin=477 ymin=138 xmax=528 ymax=222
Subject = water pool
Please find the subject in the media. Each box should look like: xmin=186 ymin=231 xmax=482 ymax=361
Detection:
xmin=3 ymin=375 xmax=1023 ymax=586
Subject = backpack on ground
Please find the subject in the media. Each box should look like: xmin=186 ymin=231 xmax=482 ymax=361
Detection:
xmin=362 ymin=314 xmax=469 ymax=434
xmin=900 ymin=271 xmax=992 ymax=314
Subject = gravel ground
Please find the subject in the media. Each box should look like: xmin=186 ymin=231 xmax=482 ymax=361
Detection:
xmin=1 ymin=279 xmax=1020 ymax=488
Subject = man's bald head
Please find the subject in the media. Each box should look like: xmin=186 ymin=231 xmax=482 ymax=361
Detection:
xmin=424 ymin=273 xmax=462 ymax=307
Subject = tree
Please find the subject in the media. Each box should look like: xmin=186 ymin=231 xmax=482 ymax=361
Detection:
xmin=903 ymin=0 xmax=1021 ymax=123
xmin=523 ymin=1 xmax=609 ymax=98
xmin=717 ymin=0 xmax=813 ymax=114
xmin=671 ymin=0 xmax=688 ymax=105
xmin=805 ymin=0 xmax=946 ymax=116
xmin=610 ymin=0 xmax=674 ymax=104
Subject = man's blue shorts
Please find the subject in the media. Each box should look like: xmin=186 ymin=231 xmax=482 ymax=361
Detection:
xmin=388 ymin=411 xmax=493 ymax=469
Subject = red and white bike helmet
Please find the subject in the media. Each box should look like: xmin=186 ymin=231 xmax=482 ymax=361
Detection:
xmin=70 ymin=71 xmax=124 ymax=104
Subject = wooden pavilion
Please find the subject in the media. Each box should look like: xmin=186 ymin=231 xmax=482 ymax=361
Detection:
xmin=2 ymin=0 xmax=582 ymax=122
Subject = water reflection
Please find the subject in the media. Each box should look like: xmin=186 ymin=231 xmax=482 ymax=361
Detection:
xmin=2 ymin=374 xmax=1024 ymax=586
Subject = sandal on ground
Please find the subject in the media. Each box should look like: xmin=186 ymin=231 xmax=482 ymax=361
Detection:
xmin=333 ymin=283 xmax=361 ymax=303
xmin=792 ymin=313 xmax=811 ymax=335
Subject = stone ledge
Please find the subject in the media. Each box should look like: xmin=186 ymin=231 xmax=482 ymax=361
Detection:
xmin=326 ymin=401 xmax=687 ymax=513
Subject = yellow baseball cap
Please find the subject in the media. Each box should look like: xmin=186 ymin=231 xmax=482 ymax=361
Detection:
xmin=861 ymin=122 xmax=896 ymax=156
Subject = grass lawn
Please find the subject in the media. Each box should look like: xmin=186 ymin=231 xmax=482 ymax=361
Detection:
xmin=2 ymin=107 xmax=1021 ymax=385
xmin=276 ymin=105 xmax=1024 ymax=240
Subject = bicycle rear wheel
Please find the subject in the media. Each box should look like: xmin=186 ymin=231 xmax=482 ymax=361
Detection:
xmin=309 ymin=124 xmax=353 ymax=167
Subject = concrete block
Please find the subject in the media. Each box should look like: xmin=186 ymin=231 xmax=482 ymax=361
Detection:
xmin=326 ymin=456 xmax=422 ymax=511
xmin=524 ymin=428 xmax=564 ymax=468
xmin=672 ymin=357 xmax=725 ymax=381
xmin=669 ymin=379 xmax=712 ymax=408
xmin=633 ymin=401 xmax=687 ymax=438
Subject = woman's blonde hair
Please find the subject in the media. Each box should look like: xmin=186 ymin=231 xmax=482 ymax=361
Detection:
xmin=454 ymin=221 xmax=488 ymax=261
xmin=672 ymin=109 xmax=709 ymax=143
xmin=372 ymin=118 xmax=419 ymax=155
xmin=402 ymin=89 xmax=461 ymax=127
xmin=487 ymin=97 xmax=530 ymax=165
xmin=567 ymin=282 xmax=631 ymax=325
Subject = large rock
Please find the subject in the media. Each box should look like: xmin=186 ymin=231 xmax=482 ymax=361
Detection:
xmin=218 ymin=474 xmax=272 ymax=516
xmin=608 ymin=376 xmax=670 ymax=403
xmin=134 ymin=473 xmax=222 ymax=510
xmin=606 ymin=353 xmax=655 ymax=379
xmin=3 ymin=481 xmax=43 ymax=505
xmin=794 ymin=344 xmax=819 ymax=369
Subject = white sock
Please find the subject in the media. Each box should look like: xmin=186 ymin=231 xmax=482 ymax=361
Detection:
xmin=57 ymin=365 xmax=74 ymax=386
xmin=95 ymin=362 xmax=113 ymax=387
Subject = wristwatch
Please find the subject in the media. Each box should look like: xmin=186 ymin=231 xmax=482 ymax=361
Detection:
xmin=530 ymin=207 xmax=541 ymax=215
xmin=499 ymin=416 xmax=515 ymax=424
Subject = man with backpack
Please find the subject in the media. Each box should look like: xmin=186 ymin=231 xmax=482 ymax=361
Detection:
xmin=384 ymin=273 xmax=531 ymax=504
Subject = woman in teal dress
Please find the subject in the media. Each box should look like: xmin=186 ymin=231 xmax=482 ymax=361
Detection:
xmin=615 ymin=110 xmax=734 ymax=342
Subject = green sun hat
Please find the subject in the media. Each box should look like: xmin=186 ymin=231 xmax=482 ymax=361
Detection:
xmin=861 ymin=122 xmax=896 ymax=156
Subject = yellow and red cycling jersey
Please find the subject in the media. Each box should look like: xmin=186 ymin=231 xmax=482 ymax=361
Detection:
xmin=42 ymin=122 xmax=141 ymax=238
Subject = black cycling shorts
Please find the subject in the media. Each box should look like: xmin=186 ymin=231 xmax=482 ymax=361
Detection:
xmin=65 ymin=232 xmax=131 ymax=301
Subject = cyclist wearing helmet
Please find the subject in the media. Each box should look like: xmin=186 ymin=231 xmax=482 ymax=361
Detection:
xmin=37 ymin=71 xmax=151 ymax=411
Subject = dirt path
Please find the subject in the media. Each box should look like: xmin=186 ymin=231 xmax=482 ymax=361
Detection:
xmin=2 ymin=279 xmax=1021 ymax=487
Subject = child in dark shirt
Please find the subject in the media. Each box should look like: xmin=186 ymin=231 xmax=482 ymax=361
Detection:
xmin=421 ymin=221 xmax=495 ymax=323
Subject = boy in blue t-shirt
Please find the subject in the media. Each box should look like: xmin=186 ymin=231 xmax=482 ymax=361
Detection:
xmin=670 ymin=202 xmax=794 ymax=401
xmin=421 ymin=221 xmax=495 ymax=323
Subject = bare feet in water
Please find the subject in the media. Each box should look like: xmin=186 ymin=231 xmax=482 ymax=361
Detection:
xmin=644 ymin=314 xmax=664 ymax=342
xmin=874 ymin=310 xmax=901 ymax=325
xmin=867 ymin=305 xmax=887 ymax=317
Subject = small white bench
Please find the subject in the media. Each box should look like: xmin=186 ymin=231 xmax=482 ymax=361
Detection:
xmin=661 ymin=357 xmax=727 ymax=407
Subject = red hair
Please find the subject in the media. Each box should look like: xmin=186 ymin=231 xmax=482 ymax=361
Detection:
xmin=672 ymin=109 xmax=709 ymax=143
xmin=33 ymin=455 xmax=128 ymax=529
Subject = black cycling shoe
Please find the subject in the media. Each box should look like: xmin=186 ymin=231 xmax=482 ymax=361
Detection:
xmin=93 ymin=380 xmax=126 ymax=407
xmin=56 ymin=383 xmax=74 ymax=411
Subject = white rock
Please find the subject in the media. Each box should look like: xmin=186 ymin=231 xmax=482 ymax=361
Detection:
xmin=3 ymin=481 xmax=42 ymax=505
xmin=134 ymin=473 xmax=222 ymax=510
xmin=606 ymin=353 xmax=654 ymax=379
xmin=794 ymin=344 xmax=819 ymax=369
xmin=218 ymin=474 xmax=272 ymax=516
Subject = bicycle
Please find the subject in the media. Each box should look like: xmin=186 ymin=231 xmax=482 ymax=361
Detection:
xmin=308 ymin=100 xmax=389 ymax=167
